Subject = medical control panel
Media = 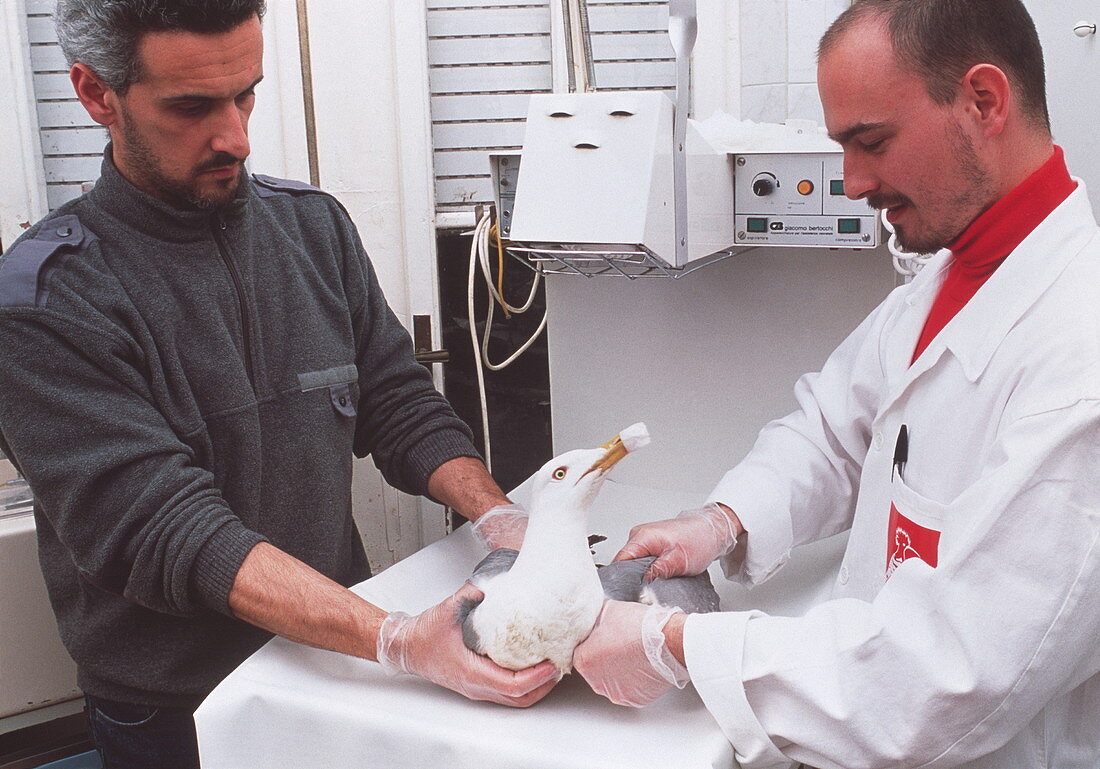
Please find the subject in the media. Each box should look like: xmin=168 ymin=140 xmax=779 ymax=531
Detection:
xmin=733 ymin=152 xmax=879 ymax=248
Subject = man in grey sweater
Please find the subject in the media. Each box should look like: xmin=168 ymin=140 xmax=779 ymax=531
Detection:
xmin=0 ymin=1 xmax=553 ymax=766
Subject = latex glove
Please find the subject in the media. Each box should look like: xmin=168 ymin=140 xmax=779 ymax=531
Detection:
xmin=470 ymin=503 xmax=528 ymax=550
xmin=612 ymin=502 xmax=738 ymax=580
xmin=376 ymin=582 xmax=558 ymax=707
xmin=574 ymin=600 xmax=689 ymax=708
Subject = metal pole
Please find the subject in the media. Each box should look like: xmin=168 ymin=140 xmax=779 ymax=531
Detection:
xmin=562 ymin=0 xmax=595 ymax=92
xmin=295 ymin=0 xmax=321 ymax=187
xmin=668 ymin=0 xmax=697 ymax=267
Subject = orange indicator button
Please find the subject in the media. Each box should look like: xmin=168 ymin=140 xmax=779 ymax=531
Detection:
xmin=797 ymin=180 xmax=815 ymax=196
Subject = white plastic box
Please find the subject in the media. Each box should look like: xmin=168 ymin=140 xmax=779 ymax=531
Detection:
xmin=509 ymin=92 xmax=735 ymax=268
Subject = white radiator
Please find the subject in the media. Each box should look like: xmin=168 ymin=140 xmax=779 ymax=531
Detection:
xmin=0 ymin=489 xmax=79 ymax=718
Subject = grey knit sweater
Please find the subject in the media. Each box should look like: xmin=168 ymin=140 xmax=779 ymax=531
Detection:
xmin=0 ymin=153 xmax=478 ymax=706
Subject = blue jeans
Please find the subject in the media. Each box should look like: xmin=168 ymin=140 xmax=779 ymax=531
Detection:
xmin=85 ymin=695 xmax=200 ymax=769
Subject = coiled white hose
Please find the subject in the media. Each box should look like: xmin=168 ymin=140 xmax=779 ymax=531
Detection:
xmin=882 ymin=208 xmax=935 ymax=278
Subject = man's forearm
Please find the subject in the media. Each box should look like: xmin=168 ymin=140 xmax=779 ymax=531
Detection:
xmin=226 ymin=457 xmax=507 ymax=657
xmin=227 ymin=541 xmax=386 ymax=661
xmin=427 ymin=455 xmax=510 ymax=521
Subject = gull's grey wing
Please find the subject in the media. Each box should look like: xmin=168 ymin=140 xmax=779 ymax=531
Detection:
xmin=458 ymin=594 xmax=486 ymax=653
xmin=644 ymin=572 xmax=721 ymax=614
xmin=597 ymin=557 xmax=655 ymax=602
xmin=460 ymin=548 xmax=520 ymax=653
xmin=598 ymin=557 xmax=721 ymax=614
xmin=469 ymin=547 xmax=519 ymax=587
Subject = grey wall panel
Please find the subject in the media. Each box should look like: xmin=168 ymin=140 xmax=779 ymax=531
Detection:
xmin=26 ymin=0 xmax=107 ymax=210
xmin=426 ymin=7 xmax=551 ymax=37
xmin=426 ymin=2 xmax=552 ymax=210
xmin=28 ymin=41 xmax=66 ymax=72
xmin=426 ymin=1 xmax=675 ymax=212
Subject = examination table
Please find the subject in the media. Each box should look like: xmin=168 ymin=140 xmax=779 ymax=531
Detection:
xmin=195 ymin=480 xmax=844 ymax=768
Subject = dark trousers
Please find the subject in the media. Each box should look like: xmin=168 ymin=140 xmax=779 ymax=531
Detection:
xmin=85 ymin=694 xmax=201 ymax=769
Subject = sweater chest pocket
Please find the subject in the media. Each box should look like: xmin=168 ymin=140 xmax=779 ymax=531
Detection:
xmin=298 ymin=364 xmax=359 ymax=419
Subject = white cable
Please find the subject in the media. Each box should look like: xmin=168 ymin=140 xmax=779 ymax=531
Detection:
xmin=467 ymin=211 xmax=494 ymax=472
xmin=478 ymin=222 xmax=541 ymax=315
xmin=476 ymin=220 xmax=547 ymax=371
xmin=881 ymin=208 xmax=934 ymax=278
xmin=465 ymin=210 xmax=551 ymax=471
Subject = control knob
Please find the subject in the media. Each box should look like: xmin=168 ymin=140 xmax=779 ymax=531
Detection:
xmin=752 ymin=173 xmax=778 ymax=196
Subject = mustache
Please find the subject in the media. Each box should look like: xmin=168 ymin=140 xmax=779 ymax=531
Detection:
xmin=866 ymin=193 xmax=912 ymax=211
xmin=196 ymin=153 xmax=244 ymax=173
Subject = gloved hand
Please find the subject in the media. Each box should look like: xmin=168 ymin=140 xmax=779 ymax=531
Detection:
xmin=612 ymin=502 xmax=739 ymax=580
xmin=376 ymin=582 xmax=559 ymax=707
xmin=470 ymin=503 xmax=528 ymax=550
xmin=574 ymin=600 xmax=689 ymax=708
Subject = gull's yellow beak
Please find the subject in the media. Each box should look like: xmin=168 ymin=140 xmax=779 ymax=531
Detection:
xmin=583 ymin=432 xmax=631 ymax=478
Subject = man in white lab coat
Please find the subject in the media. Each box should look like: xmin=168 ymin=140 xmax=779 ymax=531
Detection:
xmin=574 ymin=1 xmax=1100 ymax=767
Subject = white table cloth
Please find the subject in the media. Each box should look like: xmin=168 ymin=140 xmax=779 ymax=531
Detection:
xmin=195 ymin=480 xmax=845 ymax=768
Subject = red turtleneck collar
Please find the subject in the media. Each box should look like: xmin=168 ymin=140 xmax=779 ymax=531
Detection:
xmin=911 ymin=145 xmax=1076 ymax=363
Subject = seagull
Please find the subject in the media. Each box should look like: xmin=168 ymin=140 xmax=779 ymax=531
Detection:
xmin=459 ymin=423 xmax=719 ymax=675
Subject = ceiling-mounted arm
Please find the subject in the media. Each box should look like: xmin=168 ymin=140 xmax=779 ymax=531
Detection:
xmin=562 ymin=0 xmax=595 ymax=92
xmin=668 ymin=0 xmax=697 ymax=268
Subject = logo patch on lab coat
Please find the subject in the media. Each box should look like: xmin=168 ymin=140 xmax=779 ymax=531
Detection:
xmin=886 ymin=503 xmax=940 ymax=578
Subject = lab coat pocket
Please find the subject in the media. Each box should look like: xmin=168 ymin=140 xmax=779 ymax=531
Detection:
xmin=886 ymin=475 xmax=947 ymax=579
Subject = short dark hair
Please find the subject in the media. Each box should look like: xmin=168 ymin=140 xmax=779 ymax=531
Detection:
xmin=819 ymin=0 xmax=1050 ymax=133
xmin=55 ymin=0 xmax=267 ymax=94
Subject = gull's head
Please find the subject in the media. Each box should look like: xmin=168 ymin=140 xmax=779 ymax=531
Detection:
xmin=529 ymin=423 xmax=650 ymax=516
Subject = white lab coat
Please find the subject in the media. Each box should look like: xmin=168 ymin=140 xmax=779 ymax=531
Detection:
xmin=685 ymin=184 xmax=1100 ymax=769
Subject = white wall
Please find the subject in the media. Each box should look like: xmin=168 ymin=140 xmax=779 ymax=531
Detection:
xmin=1027 ymin=1 xmax=1100 ymax=216
xmin=250 ymin=1 xmax=446 ymax=570
xmin=294 ymin=3 xmax=425 ymax=321
xmin=544 ymin=0 xmax=900 ymax=496
xmin=546 ymin=247 xmax=895 ymax=494
xmin=306 ymin=0 xmax=450 ymax=569
xmin=0 ymin=0 xmax=47 ymax=251
xmin=737 ymin=1 xmax=1100 ymax=201
xmin=740 ymin=0 xmax=850 ymax=124
xmin=693 ymin=0 xmax=741 ymax=120
xmin=248 ymin=1 xmax=310 ymax=183
xmin=546 ymin=0 xmax=1100 ymax=501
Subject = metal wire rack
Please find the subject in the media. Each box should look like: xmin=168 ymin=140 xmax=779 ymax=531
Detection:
xmin=505 ymin=243 xmax=755 ymax=279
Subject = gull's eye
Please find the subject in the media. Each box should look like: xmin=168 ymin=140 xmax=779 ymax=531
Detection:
xmin=552 ymin=467 xmax=568 ymax=480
